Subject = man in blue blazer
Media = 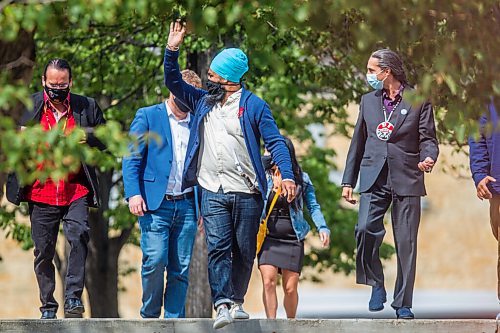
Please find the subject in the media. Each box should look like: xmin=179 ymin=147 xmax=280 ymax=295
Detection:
xmin=165 ymin=21 xmax=296 ymax=329
xmin=469 ymin=99 xmax=500 ymax=301
xmin=122 ymin=70 xmax=202 ymax=318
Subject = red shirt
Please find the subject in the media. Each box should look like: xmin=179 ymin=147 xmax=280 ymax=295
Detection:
xmin=26 ymin=92 xmax=89 ymax=206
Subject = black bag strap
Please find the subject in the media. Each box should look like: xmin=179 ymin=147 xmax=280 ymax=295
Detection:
xmin=85 ymin=96 xmax=96 ymax=125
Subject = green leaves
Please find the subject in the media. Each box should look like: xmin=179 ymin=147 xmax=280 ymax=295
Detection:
xmin=202 ymin=6 xmax=218 ymax=26
xmin=0 ymin=76 xmax=32 ymax=112
xmin=2 ymin=0 xmax=497 ymax=281
xmin=0 ymin=1 xmax=373 ymax=277
xmin=0 ymin=204 xmax=33 ymax=250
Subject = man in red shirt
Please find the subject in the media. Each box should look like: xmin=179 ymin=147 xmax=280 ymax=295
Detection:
xmin=6 ymin=58 xmax=105 ymax=319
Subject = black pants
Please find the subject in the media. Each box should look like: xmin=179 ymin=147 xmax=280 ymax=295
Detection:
xmin=28 ymin=196 xmax=89 ymax=312
xmin=356 ymin=164 xmax=421 ymax=309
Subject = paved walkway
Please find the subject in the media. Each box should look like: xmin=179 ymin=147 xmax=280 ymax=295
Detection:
xmin=0 ymin=319 xmax=496 ymax=333
xmin=289 ymin=289 xmax=500 ymax=319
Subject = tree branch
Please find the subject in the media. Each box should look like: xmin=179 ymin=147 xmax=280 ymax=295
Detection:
xmin=0 ymin=55 xmax=35 ymax=70
xmin=111 ymin=226 xmax=133 ymax=250
xmin=103 ymin=56 xmax=164 ymax=112
xmin=111 ymin=174 xmax=123 ymax=188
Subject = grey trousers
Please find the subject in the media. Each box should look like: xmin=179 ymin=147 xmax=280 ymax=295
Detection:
xmin=355 ymin=164 xmax=421 ymax=309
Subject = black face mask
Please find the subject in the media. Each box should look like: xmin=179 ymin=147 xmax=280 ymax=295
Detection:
xmin=205 ymin=80 xmax=226 ymax=107
xmin=261 ymin=155 xmax=275 ymax=171
xmin=173 ymin=97 xmax=191 ymax=113
xmin=206 ymin=80 xmax=224 ymax=95
xmin=44 ymin=85 xmax=70 ymax=103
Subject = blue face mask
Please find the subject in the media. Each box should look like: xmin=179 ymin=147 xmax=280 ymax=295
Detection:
xmin=366 ymin=70 xmax=387 ymax=90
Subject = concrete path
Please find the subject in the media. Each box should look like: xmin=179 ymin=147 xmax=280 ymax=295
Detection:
xmin=0 ymin=319 xmax=497 ymax=333
xmin=293 ymin=289 xmax=500 ymax=319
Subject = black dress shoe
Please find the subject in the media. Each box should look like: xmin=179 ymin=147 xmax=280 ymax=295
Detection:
xmin=40 ymin=310 xmax=57 ymax=319
xmin=64 ymin=298 xmax=85 ymax=315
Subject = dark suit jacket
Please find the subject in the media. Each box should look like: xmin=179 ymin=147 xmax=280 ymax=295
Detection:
xmin=342 ymin=88 xmax=439 ymax=196
xmin=6 ymin=91 xmax=106 ymax=207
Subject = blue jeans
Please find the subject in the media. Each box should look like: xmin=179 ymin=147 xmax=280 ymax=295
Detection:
xmin=138 ymin=197 xmax=197 ymax=318
xmin=201 ymin=187 xmax=264 ymax=308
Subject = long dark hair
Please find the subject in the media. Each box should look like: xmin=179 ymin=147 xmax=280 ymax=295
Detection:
xmin=283 ymin=136 xmax=304 ymax=211
xmin=370 ymin=49 xmax=409 ymax=86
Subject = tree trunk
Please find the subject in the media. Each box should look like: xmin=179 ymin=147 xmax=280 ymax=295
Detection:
xmin=0 ymin=172 xmax=5 ymax=201
xmin=85 ymin=170 xmax=131 ymax=317
xmin=0 ymin=29 xmax=36 ymax=122
xmin=0 ymin=29 xmax=36 ymax=198
xmin=184 ymin=50 xmax=214 ymax=318
xmin=185 ymin=230 xmax=212 ymax=318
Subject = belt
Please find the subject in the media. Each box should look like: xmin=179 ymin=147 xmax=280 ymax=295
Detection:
xmin=271 ymin=208 xmax=290 ymax=217
xmin=165 ymin=192 xmax=194 ymax=201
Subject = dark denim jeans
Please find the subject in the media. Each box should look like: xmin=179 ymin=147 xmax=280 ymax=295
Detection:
xmin=201 ymin=187 xmax=264 ymax=308
xmin=138 ymin=197 xmax=197 ymax=318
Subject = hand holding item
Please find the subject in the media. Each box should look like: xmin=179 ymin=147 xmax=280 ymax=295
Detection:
xmin=281 ymin=180 xmax=296 ymax=203
xmin=418 ymin=157 xmax=435 ymax=173
xmin=342 ymin=186 xmax=357 ymax=205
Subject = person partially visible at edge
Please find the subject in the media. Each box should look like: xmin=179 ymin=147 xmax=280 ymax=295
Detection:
xmin=341 ymin=48 xmax=439 ymax=319
xmin=469 ymin=98 xmax=500 ymax=302
xmin=122 ymin=69 xmax=203 ymax=319
xmin=258 ymin=137 xmax=330 ymax=319
xmin=5 ymin=58 xmax=106 ymax=319
xmin=164 ymin=20 xmax=296 ymax=329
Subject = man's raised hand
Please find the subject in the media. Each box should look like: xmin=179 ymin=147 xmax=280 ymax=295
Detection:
xmin=167 ymin=19 xmax=186 ymax=50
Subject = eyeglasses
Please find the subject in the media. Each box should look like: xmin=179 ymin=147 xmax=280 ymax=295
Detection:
xmin=46 ymin=83 xmax=70 ymax=89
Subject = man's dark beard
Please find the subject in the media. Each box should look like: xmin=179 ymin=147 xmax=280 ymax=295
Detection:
xmin=205 ymin=91 xmax=225 ymax=107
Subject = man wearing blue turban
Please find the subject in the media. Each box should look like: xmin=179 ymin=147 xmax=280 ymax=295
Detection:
xmin=164 ymin=20 xmax=296 ymax=329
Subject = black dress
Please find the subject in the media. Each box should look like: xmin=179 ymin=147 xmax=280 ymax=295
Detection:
xmin=258 ymin=190 xmax=305 ymax=273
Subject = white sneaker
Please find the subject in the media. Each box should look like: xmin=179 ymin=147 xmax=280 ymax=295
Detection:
xmin=213 ymin=305 xmax=232 ymax=330
xmin=230 ymin=303 xmax=250 ymax=320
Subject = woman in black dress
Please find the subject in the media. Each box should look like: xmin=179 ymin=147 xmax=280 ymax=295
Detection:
xmin=258 ymin=137 xmax=330 ymax=318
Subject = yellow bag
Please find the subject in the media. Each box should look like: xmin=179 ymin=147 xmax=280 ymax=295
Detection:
xmin=256 ymin=180 xmax=282 ymax=254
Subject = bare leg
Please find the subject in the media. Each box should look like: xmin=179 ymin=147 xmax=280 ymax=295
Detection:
xmin=489 ymin=196 xmax=500 ymax=300
xmin=259 ymin=264 xmax=279 ymax=318
xmin=282 ymin=269 xmax=300 ymax=318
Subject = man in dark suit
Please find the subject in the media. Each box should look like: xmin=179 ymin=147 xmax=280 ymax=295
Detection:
xmin=6 ymin=58 xmax=105 ymax=319
xmin=341 ymin=49 xmax=439 ymax=319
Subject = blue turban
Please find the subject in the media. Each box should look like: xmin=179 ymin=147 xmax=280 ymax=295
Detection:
xmin=209 ymin=48 xmax=249 ymax=83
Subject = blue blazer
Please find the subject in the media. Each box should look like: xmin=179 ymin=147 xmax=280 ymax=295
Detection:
xmin=164 ymin=49 xmax=294 ymax=199
xmin=122 ymin=102 xmax=198 ymax=213
xmin=469 ymin=101 xmax=500 ymax=195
